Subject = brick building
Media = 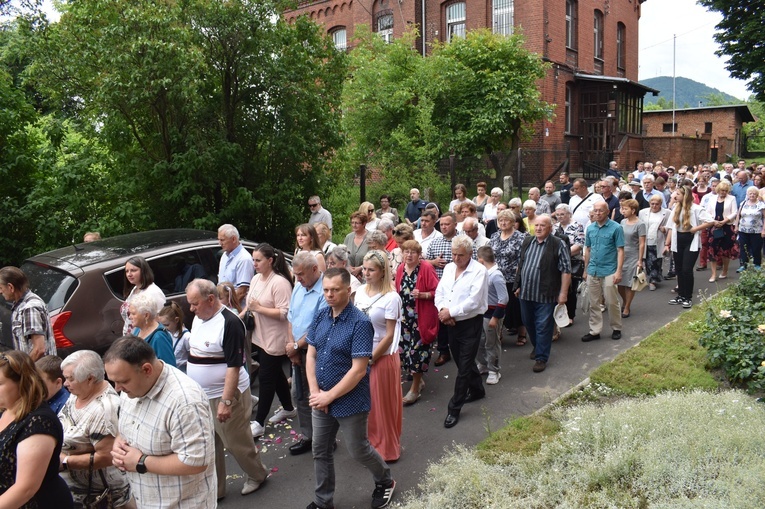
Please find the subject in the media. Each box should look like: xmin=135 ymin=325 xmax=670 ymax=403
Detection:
xmin=285 ymin=0 xmax=657 ymax=183
xmin=642 ymin=105 xmax=755 ymax=166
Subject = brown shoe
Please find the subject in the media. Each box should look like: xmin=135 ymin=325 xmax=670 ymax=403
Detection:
xmin=434 ymin=353 xmax=451 ymax=366
xmin=532 ymin=361 xmax=547 ymax=373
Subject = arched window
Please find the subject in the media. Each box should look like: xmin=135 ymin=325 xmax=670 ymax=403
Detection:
xmin=493 ymin=0 xmax=514 ymax=36
xmin=377 ymin=13 xmax=394 ymax=43
xmin=617 ymin=22 xmax=626 ymax=70
xmin=593 ymin=10 xmax=603 ymax=60
xmin=566 ymin=0 xmax=577 ymax=49
xmin=446 ymin=2 xmax=466 ymax=42
xmin=331 ymin=27 xmax=347 ymax=51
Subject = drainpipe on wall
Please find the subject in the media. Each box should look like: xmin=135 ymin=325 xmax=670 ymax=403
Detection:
xmin=422 ymin=0 xmax=426 ymax=56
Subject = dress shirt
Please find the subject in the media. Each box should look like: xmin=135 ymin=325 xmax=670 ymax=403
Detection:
xmin=434 ymin=258 xmax=488 ymax=321
xmin=287 ymin=274 xmax=327 ymax=341
xmin=218 ymin=244 xmax=254 ymax=290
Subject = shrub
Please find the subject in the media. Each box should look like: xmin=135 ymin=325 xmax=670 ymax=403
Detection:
xmin=693 ymin=270 xmax=765 ymax=391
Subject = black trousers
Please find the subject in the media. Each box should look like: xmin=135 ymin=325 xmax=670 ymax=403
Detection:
xmin=673 ymin=232 xmax=699 ymax=301
xmin=446 ymin=315 xmax=485 ymax=414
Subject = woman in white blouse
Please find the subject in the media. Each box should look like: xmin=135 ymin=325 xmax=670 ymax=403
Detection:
xmin=355 ymin=250 xmax=402 ymax=462
xmin=638 ymin=194 xmax=670 ymax=291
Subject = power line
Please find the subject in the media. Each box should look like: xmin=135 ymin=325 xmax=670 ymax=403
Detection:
xmin=640 ymin=20 xmax=717 ymax=51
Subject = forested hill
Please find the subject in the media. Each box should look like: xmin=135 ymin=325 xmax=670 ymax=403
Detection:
xmin=640 ymin=76 xmax=742 ymax=108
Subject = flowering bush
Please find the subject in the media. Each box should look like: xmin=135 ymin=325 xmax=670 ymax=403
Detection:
xmin=693 ymin=270 xmax=765 ymax=391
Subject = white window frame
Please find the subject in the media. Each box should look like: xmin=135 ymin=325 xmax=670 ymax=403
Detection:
xmin=332 ymin=28 xmax=347 ymax=51
xmin=492 ymin=0 xmax=514 ymax=36
xmin=377 ymin=13 xmax=394 ymax=43
xmin=446 ymin=2 xmax=466 ymax=42
xmin=566 ymin=0 xmax=577 ymax=49
xmin=593 ymin=10 xmax=603 ymax=60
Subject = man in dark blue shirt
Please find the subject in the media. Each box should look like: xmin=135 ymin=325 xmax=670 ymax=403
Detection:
xmin=404 ymin=188 xmax=428 ymax=224
xmin=306 ymin=268 xmax=396 ymax=509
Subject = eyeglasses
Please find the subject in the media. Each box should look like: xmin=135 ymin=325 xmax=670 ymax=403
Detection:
xmin=308 ymin=203 xmax=318 ymax=208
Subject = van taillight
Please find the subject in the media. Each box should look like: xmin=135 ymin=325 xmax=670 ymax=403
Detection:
xmin=51 ymin=312 xmax=75 ymax=348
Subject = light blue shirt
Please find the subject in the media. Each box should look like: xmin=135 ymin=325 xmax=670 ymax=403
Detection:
xmin=218 ymin=243 xmax=254 ymax=289
xmin=731 ymin=180 xmax=754 ymax=207
xmin=288 ymin=274 xmax=327 ymax=341
xmin=585 ymin=219 xmax=625 ymax=277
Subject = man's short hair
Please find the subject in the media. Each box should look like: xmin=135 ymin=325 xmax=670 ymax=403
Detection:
xmin=420 ymin=210 xmax=437 ymax=222
xmin=217 ymin=224 xmax=239 ymax=240
xmin=309 ymin=195 xmax=321 ymax=204
xmin=104 ymin=336 xmax=157 ymax=367
xmin=451 ymin=235 xmax=473 ymax=253
xmin=36 ymin=355 xmax=64 ymax=382
xmin=0 ymin=266 xmax=29 ymax=292
xmin=323 ymin=267 xmax=350 ymax=286
xmin=292 ymin=251 xmax=318 ymax=270
xmin=187 ymin=278 xmax=218 ymax=299
xmin=477 ymin=246 xmax=495 ymax=263
xmin=440 ymin=212 xmax=457 ymax=223
xmin=573 ymin=177 xmax=588 ymax=188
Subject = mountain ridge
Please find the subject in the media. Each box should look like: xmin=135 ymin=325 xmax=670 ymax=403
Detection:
xmin=639 ymin=76 xmax=742 ymax=107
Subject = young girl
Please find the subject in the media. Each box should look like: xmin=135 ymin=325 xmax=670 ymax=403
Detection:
xmin=158 ymin=302 xmax=190 ymax=372
xmin=217 ymin=282 xmax=243 ymax=314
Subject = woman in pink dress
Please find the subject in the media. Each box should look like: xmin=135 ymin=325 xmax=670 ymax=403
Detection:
xmin=355 ymin=250 xmax=402 ymax=461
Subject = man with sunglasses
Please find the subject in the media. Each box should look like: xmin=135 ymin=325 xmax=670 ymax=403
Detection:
xmin=307 ymin=195 xmax=333 ymax=232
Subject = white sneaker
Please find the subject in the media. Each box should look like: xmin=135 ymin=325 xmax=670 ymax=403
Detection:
xmin=251 ymin=394 xmax=259 ymax=407
xmin=476 ymin=363 xmax=489 ymax=375
xmin=486 ymin=372 xmax=501 ymax=385
xmin=268 ymin=407 xmax=297 ymax=424
xmin=250 ymin=420 xmax=264 ymax=438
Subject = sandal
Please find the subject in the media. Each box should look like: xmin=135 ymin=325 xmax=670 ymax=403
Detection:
xmin=515 ymin=335 xmax=527 ymax=347
xmin=402 ymin=391 xmax=421 ymax=405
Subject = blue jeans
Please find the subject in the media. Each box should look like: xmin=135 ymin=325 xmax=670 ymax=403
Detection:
xmin=311 ymin=410 xmax=391 ymax=508
xmin=519 ymin=300 xmax=556 ymax=363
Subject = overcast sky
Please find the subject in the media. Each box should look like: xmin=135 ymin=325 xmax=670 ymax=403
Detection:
xmin=638 ymin=0 xmax=751 ymax=100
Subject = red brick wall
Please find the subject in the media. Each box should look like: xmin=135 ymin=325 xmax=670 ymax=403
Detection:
xmin=643 ymin=137 xmax=710 ymax=168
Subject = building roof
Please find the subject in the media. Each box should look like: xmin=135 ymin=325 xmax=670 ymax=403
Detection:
xmin=642 ymin=103 xmax=755 ymax=122
xmin=574 ymin=73 xmax=660 ymax=96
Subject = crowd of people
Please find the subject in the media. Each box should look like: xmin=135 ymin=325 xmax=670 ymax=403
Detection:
xmin=0 ymin=159 xmax=763 ymax=509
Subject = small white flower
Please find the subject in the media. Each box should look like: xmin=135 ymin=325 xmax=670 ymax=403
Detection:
xmin=719 ymin=309 xmax=732 ymax=319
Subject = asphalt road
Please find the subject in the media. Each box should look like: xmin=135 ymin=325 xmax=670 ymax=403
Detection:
xmin=218 ymin=273 xmax=734 ymax=509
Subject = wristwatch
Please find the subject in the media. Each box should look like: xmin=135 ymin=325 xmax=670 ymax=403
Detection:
xmin=293 ymin=341 xmax=300 ymax=350
xmin=222 ymin=399 xmax=233 ymax=406
xmin=136 ymin=454 xmax=148 ymax=474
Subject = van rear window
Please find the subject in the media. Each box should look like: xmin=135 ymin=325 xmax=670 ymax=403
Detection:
xmin=19 ymin=262 xmax=78 ymax=310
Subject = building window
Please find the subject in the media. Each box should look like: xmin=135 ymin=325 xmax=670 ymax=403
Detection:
xmin=704 ymin=122 xmax=713 ymax=134
xmin=377 ymin=13 xmax=394 ymax=43
xmin=593 ymin=10 xmax=603 ymax=60
xmin=616 ymin=23 xmax=626 ymax=69
xmin=493 ymin=0 xmax=514 ymax=36
xmin=663 ymin=123 xmax=678 ymax=133
xmin=446 ymin=2 xmax=466 ymax=42
xmin=565 ymin=83 xmax=573 ymax=134
xmin=331 ymin=27 xmax=347 ymax=51
xmin=566 ymin=0 xmax=577 ymax=49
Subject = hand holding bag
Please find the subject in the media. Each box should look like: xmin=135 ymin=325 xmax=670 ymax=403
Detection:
xmin=631 ymin=266 xmax=648 ymax=292
xmin=82 ymin=453 xmax=112 ymax=509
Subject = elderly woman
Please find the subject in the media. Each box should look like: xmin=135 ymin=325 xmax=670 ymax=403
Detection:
xmin=554 ymin=204 xmax=584 ymax=325
xmin=343 ymin=211 xmax=369 ymax=279
xmin=704 ymin=180 xmax=739 ymax=280
xmin=59 ymin=351 xmax=133 ymax=508
xmin=377 ymin=218 xmax=398 ymax=252
xmin=617 ymin=199 xmax=646 ymax=318
xmin=294 ymin=223 xmax=327 ymax=272
xmin=359 ymin=201 xmax=379 ymax=232
xmin=314 ymin=222 xmax=336 ymax=255
xmin=508 ymin=197 xmax=523 ymax=218
xmin=489 ymin=210 xmax=528 ymax=345
xmin=395 ymin=240 xmax=439 ymax=405
xmin=356 ymin=250 xmax=403 ymax=461
xmin=129 ymin=292 xmax=176 ymax=367
xmin=367 ymin=230 xmax=394 ymax=279
xmin=0 ymin=351 xmax=73 ymax=508
xmin=326 ymin=245 xmax=362 ymax=297
xmin=639 ymin=194 xmax=671 ymax=291
xmin=120 ymin=256 xmax=166 ymax=336
xmin=735 ymin=186 xmax=765 ymax=270
xmin=522 ymin=200 xmax=538 ymax=235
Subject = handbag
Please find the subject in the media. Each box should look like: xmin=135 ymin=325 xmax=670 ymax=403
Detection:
xmin=631 ymin=267 xmax=648 ymax=292
xmin=243 ymin=310 xmax=255 ymax=331
xmin=82 ymin=453 xmax=112 ymax=509
xmin=577 ymin=280 xmax=590 ymax=314
xmin=570 ymin=257 xmax=585 ymax=278
xmin=712 ymin=227 xmax=725 ymax=239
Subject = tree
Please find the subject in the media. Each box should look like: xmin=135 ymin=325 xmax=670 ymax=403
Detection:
xmin=29 ymin=0 xmax=346 ymax=248
xmin=339 ymin=27 xmax=551 ymax=191
xmin=698 ymin=0 xmax=764 ymax=101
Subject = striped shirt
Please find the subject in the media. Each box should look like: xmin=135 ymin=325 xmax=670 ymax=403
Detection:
xmin=117 ymin=364 xmax=216 ymax=509
xmin=11 ymin=291 xmax=56 ymax=356
xmin=517 ymin=236 xmax=571 ymax=303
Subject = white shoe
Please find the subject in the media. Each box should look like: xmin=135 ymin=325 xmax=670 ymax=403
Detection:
xmin=268 ymin=407 xmax=297 ymax=424
xmin=251 ymin=394 xmax=259 ymax=407
xmin=476 ymin=363 xmax=489 ymax=375
xmin=250 ymin=420 xmax=264 ymax=438
xmin=486 ymin=372 xmax=501 ymax=385
xmin=241 ymin=476 xmax=266 ymax=495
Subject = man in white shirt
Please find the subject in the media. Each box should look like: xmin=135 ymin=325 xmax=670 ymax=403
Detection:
xmin=307 ymin=195 xmax=333 ymax=231
xmin=185 ymin=279 xmax=268 ymax=499
xmin=568 ymin=178 xmax=605 ymax=229
xmin=435 ymin=236 xmax=488 ymax=429
xmin=413 ymin=210 xmax=442 ymax=254
xmin=462 ymin=217 xmax=489 ymax=248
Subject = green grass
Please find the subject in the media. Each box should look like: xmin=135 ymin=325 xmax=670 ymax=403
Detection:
xmin=476 ymin=414 xmax=560 ymax=460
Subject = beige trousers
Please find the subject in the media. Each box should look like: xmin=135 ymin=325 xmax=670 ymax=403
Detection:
xmin=587 ymin=274 xmax=622 ymax=334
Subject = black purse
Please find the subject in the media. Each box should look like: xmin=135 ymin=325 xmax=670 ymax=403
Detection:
xmin=244 ymin=310 xmax=255 ymax=331
xmin=82 ymin=453 xmax=112 ymax=509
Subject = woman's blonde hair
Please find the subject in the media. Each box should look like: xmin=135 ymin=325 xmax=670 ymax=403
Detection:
xmin=672 ymin=186 xmax=694 ymax=231
xmin=0 ymin=351 xmax=46 ymax=421
xmin=363 ymin=250 xmax=393 ymax=295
